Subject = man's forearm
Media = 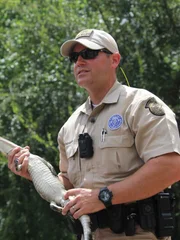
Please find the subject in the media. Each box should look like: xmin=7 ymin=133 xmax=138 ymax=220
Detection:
xmin=108 ymin=152 xmax=180 ymax=205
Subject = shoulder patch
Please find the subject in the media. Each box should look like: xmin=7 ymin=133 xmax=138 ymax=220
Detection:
xmin=145 ymin=97 xmax=165 ymax=116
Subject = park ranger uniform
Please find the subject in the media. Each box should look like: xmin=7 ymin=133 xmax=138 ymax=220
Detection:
xmin=58 ymin=80 xmax=180 ymax=240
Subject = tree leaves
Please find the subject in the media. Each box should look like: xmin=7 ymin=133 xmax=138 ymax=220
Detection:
xmin=0 ymin=0 xmax=179 ymax=239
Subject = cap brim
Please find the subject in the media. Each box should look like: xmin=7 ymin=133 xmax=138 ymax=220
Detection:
xmin=60 ymin=39 xmax=104 ymax=57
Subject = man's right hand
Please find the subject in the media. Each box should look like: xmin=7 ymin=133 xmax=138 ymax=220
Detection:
xmin=7 ymin=146 xmax=32 ymax=180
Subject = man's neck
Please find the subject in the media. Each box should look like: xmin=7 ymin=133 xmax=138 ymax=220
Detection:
xmin=88 ymin=80 xmax=116 ymax=105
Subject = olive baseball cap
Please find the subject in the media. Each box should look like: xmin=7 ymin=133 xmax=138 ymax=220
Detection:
xmin=60 ymin=29 xmax=119 ymax=57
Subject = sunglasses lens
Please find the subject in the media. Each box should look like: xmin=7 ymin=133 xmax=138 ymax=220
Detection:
xmin=70 ymin=49 xmax=100 ymax=63
xmin=70 ymin=52 xmax=78 ymax=63
xmin=82 ymin=49 xmax=99 ymax=59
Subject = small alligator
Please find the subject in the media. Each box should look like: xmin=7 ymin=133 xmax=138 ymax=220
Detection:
xmin=0 ymin=137 xmax=91 ymax=240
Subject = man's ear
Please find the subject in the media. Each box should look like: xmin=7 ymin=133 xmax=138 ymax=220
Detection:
xmin=111 ymin=53 xmax=121 ymax=69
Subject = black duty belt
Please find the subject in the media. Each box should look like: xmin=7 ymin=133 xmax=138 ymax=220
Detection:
xmin=89 ymin=208 xmax=109 ymax=231
xmin=88 ymin=190 xmax=175 ymax=238
xmin=89 ymin=204 xmax=125 ymax=233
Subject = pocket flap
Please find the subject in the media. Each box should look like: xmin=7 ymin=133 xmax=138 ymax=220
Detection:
xmin=99 ymin=135 xmax=134 ymax=148
xmin=65 ymin=141 xmax=78 ymax=158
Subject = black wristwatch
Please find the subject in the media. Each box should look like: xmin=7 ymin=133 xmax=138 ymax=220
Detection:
xmin=98 ymin=187 xmax=113 ymax=208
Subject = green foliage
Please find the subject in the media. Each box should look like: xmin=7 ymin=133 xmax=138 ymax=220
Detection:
xmin=0 ymin=162 xmax=74 ymax=240
xmin=0 ymin=0 xmax=180 ymax=239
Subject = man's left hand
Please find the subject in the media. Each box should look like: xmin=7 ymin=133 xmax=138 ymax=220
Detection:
xmin=62 ymin=188 xmax=105 ymax=219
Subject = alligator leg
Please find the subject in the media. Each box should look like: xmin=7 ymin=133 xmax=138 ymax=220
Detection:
xmin=50 ymin=201 xmax=63 ymax=213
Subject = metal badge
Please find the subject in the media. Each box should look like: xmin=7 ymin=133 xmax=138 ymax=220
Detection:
xmin=108 ymin=114 xmax=123 ymax=130
xmin=75 ymin=29 xmax=93 ymax=39
xmin=145 ymin=97 xmax=165 ymax=116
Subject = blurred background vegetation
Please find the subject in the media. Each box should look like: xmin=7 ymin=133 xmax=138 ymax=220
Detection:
xmin=0 ymin=0 xmax=179 ymax=239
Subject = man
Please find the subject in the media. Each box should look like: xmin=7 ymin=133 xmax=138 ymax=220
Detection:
xmin=8 ymin=29 xmax=180 ymax=240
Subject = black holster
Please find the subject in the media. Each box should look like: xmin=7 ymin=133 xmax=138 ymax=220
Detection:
xmin=90 ymin=204 xmax=124 ymax=233
xmin=137 ymin=190 xmax=175 ymax=237
xmin=107 ymin=204 xmax=124 ymax=233
xmin=124 ymin=203 xmax=137 ymax=236
xmin=154 ymin=191 xmax=175 ymax=237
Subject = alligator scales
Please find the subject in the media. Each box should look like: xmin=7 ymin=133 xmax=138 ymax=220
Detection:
xmin=0 ymin=137 xmax=91 ymax=240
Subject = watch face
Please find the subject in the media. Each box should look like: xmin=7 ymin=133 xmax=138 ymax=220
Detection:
xmin=99 ymin=187 xmax=113 ymax=207
xmin=100 ymin=190 xmax=110 ymax=202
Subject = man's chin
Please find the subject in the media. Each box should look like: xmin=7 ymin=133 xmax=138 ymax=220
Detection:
xmin=77 ymin=79 xmax=92 ymax=88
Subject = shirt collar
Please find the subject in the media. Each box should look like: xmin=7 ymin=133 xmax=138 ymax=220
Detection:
xmin=80 ymin=80 xmax=122 ymax=115
xmin=101 ymin=80 xmax=122 ymax=104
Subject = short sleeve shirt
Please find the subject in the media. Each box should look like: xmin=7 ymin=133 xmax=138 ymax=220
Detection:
xmin=58 ymin=81 xmax=180 ymax=189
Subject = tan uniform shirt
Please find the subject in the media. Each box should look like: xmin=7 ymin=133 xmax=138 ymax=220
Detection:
xmin=58 ymin=81 xmax=180 ymax=188
xmin=58 ymin=81 xmax=180 ymax=240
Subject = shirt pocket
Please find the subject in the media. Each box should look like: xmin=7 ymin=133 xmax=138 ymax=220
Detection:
xmin=99 ymin=135 xmax=134 ymax=148
xmin=65 ymin=141 xmax=80 ymax=187
xmin=98 ymin=134 xmax=135 ymax=177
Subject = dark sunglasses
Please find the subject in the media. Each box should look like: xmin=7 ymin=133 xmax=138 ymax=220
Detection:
xmin=69 ymin=48 xmax=112 ymax=63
